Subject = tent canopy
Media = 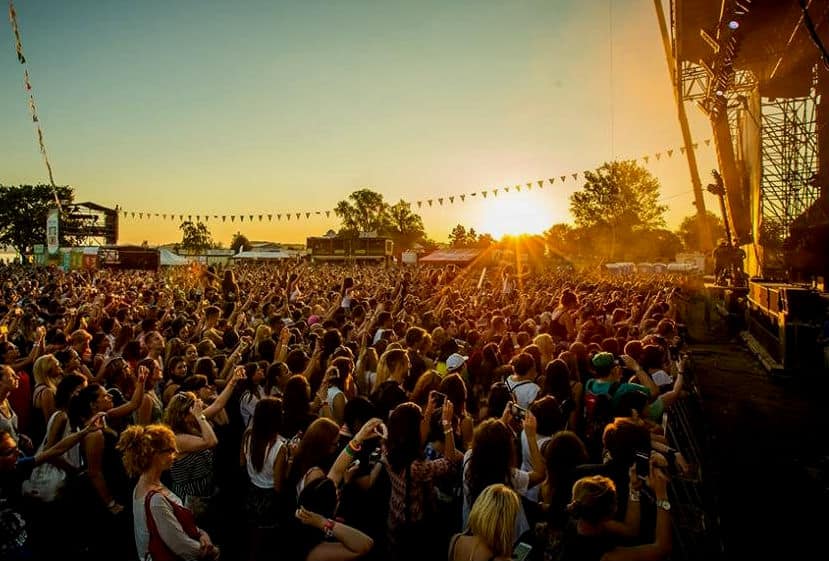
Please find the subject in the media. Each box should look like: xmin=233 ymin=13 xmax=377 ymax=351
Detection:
xmin=159 ymin=249 xmax=190 ymax=266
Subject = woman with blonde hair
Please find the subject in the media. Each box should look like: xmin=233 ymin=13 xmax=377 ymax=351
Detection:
xmin=118 ymin=424 xmax=219 ymax=561
xmin=32 ymin=354 xmax=62 ymax=443
xmin=533 ymin=333 xmax=556 ymax=369
xmin=449 ymin=483 xmax=520 ymax=561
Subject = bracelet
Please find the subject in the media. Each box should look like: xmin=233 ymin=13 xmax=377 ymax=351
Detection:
xmin=323 ymin=518 xmax=335 ymax=538
xmin=344 ymin=445 xmax=357 ymax=458
xmin=349 ymin=440 xmax=362 ymax=451
xmin=629 ymin=490 xmax=641 ymax=503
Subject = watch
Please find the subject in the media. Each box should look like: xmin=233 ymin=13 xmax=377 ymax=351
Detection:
xmin=656 ymin=499 xmax=671 ymax=511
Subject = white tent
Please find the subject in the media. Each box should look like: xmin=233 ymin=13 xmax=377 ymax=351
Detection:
xmin=233 ymin=249 xmax=294 ymax=260
xmin=159 ymin=249 xmax=190 ymax=266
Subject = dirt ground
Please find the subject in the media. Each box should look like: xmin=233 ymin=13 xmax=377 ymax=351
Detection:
xmin=685 ymin=297 xmax=829 ymax=560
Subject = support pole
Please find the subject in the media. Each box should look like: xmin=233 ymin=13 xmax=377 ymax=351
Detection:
xmin=653 ymin=0 xmax=713 ymax=251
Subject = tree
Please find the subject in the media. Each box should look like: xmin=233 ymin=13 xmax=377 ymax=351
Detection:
xmin=570 ymin=161 xmax=667 ymax=259
xmin=387 ymin=200 xmax=426 ymax=252
xmin=677 ymin=211 xmax=725 ymax=251
xmin=0 ymin=184 xmax=75 ymax=256
xmin=449 ymin=224 xmax=470 ymax=248
xmin=230 ymin=232 xmax=252 ymax=254
xmin=179 ymin=221 xmax=213 ymax=253
xmin=334 ymin=189 xmax=390 ymax=235
xmin=476 ymin=233 xmax=495 ymax=249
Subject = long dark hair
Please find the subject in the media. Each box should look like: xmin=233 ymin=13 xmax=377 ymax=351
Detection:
xmin=466 ymin=419 xmax=515 ymax=508
xmin=248 ymin=397 xmax=283 ymax=473
xmin=288 ymin=417 xmax=339 ymax=485
xmin=543 ymin=359 xmax=573 ymax=403
xmin=386 ymin=402 xmax=423 ymax=472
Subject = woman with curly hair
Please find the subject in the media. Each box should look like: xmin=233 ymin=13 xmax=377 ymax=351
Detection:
xmin=118 ymin=424 xmax=219 ymax=561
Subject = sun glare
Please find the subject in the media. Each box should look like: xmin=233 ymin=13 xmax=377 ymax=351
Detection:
xmin=478 ymin=196 xmax=551 ymax=239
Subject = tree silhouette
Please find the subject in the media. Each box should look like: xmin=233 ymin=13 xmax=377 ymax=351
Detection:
xmin=0 ymin=184 xmax=76 ymax=256
xmin=179 ymin=221 xmax=213 ymax=253
xmin=334 ymin=189 xmax=390 ymax=235
xmin=230 ymin=232 xmax=252 ymax=254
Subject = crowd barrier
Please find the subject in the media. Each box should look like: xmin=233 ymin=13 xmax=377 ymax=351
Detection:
xmin=663 ymin=355 xmax=722 ymax=561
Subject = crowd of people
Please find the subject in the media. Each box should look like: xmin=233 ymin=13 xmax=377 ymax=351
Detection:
xmin=0 ymin=259 xmax=696 ymax=561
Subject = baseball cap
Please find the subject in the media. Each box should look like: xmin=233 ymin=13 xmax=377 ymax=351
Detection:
xmin=446 ymin=353 xmax=468 ymax=372
xmin=591 ymin=352 xmax=621 ymax=369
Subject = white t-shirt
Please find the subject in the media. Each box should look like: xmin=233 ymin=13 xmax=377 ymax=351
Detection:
xmin=506 ymin=378 xmax=540 ymax=409
xmin=651 ymin=369 xmax=673 ymax=388
xmin=462 ymin=450 xmax=530 ymax=536
xmin=520 ymin=432 xmax=552 ymax=502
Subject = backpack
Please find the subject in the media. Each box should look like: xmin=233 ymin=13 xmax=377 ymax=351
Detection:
xmin=582 ymin=379 xmax=620 ymax=462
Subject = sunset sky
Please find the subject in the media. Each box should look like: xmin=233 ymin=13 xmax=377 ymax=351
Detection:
xmin=1 ymin=0 xmax=720 ymax=246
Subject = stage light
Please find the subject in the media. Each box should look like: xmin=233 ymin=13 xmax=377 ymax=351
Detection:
xmin=728 ymin=20 xmax=739 ymax=30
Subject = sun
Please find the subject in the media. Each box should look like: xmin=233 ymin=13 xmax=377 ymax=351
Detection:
xmin=478 ymin=196 xmax=552 ymax=239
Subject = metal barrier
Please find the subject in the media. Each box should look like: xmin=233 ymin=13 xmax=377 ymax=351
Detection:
xmin=663 ymin=356 xmax=723 ymax=561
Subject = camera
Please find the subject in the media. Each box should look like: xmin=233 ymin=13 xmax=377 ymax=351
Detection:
xmin=510 ymin=403 xmax=526 ymax=421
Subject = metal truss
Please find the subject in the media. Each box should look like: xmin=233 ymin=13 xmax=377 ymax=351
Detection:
xmin=760 ymin=82 xmax=820 ymax=239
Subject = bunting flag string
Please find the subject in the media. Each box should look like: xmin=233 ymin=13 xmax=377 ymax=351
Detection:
xmin=9 ymin=0 xmax=60 ymax=208
xmin=116 ymin=138 xmax=713 ymax=223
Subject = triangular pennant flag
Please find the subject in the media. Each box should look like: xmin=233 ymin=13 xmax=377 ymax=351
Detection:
xmin=655 ymin=152 xmax=662 ymax=160
xmin=560 ymin=175 xmax=566 ymax=182
xmin=162 ymin=214 xmax=167 ymax=220
xmin=515 ymin=185 xmax=521 ymax=192
xmin=680 ymin=147 xmax=686 ymax=154
xmin=493 ymin=189 xmax=499 ymax=197
xmin=526 ymin=182 xmax=532 ymax=189
xmin=23 ymin=70 xmax=31 ymax=91
xmin=16 ymin=50 xmax=25 ymax=64
xmin=427 ymin=200 xmax=433 ymax=207
xmin=194 ymin=215 xmax=199 ymax=221
xmin=449 ymin=196 xmax=455 ymax=204
xmin=460 ymin=194 xmax=466 ymax=202
xmin=277 ymin=214 xmax=282 ymax=220
xmin=249 ymin=215 xmax=254 ymax=222
xmin=537 ymin=180 xmax=543 ymax=188
xmin=240 ymin=216 xmax=245 ymax=222
xmin=222 ymin=216 xmax=227 ymax=222
xmin=315 ymin=211 xmax=321 ymax=215
xmin=32 ymin=114 xmax=38 ymax=123
xmin=704 ymin=139 xmax=711 ymax=147
xmin=139 ymin=213 xmax=144 ymax=219
xmin=438 ymin=198 xmax=443 ymax=206
xmin=505 ymin=187 xmax=510 ymax=193
xmin=295 ymin=213 xmax=301 ymax=219
xmin=572 ymin=173 xmax=578 ymax=181
xmin=131 ymin=212 xmax=135 ymax=218
xmin=123 ymin=211 xmax=128 ymax=218
xmin=548 ymin=178 xmax=555 ymax=185
xmin=325 ymin=211 xmax=330 ymax=218
xmin=179 ymin=215 xmax=184 ymax=221
xmin=231 ymin=216 xmax=236 ymax=222
xmin=482 ymin=191 xmax=488 ymax=198
xmin=268 ymin=214 xmax=273 ymax=221
xmin=188 ymin=215 xmax=192 ymax=222
xmin=205 ymin=216 xmax=209 ymax=222
xmin=643 ymin=156 xmax=650 ymax=163
xmin=470 ymin=192 xmax=476 ymax=196
xmin=305 ymin=212 xmax=311 ymax=219
xmin=667 ymin=149 xmax=674 ymax=158
xmin=154 ymin=213 xmax=159 ymax=218
xmin=213 ymin=215 xmax=218 ymax=219
xmin=258 ymin=215 xmax=263 ymax=222
xmin=417 ymin=201 xmax=422 ymax=208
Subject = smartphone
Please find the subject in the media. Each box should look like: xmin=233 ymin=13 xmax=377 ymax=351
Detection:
xmin=432 ymin=392 xmax=447 ymax=407
xmin=634 ymin=450 xmax=650 ymax=478
xmin=513 ymin=541 xmax=532 ymax=561
xmin=510 ymin=403 xmax=526 ymax=421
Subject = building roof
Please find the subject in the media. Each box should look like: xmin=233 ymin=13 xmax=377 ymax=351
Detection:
xmin=419 ymin=248 xmax=483 ymax=264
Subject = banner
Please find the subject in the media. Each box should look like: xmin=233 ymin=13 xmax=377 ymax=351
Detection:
xmin=46 ymin=207 xmax=59 ymax=254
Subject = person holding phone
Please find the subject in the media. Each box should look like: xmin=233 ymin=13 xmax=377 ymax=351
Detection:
xmin=461 ymin=403 xmax=545 ymax=538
